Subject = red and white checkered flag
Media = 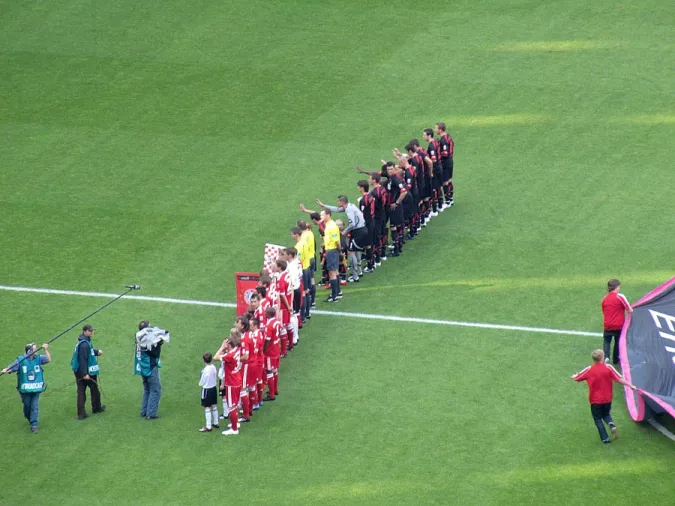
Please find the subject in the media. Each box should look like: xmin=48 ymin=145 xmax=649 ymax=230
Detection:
xmin=263 ymin=243 xmax=285 ymax=303
xmin=263 ymin=243 xmax=285 ymax=274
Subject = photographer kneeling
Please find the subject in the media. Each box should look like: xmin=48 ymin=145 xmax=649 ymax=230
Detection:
xmin=135 ymin=320 xmax=169 ymax=420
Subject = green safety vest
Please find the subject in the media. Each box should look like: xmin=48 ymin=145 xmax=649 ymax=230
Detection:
xmin=134 ymin=346 xmax=161 ymax=377
xmin=70 ymin=339 xmax=100 ymax=375
xmin=17 ymin=355 xmax=45 ymax=393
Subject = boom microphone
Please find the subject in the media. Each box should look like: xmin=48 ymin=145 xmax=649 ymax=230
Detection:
xmin=125 ymin=285 xmax=141 ymax=290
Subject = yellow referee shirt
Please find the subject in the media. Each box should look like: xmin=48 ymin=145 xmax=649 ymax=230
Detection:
xmin=295 ymin=239 xmax=310 ymax=270
xmin=301 ymin=229 xmax=316 ymax=261
xmin=323 ymin=220 xmax=340 ymax=251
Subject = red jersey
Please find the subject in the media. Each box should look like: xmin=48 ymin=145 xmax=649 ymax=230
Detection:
xmin=240 ymin=331 xmax=255 ymax=364
xmin=574 ymin=362 xmax=623 ymax=404
xmin=602 ymin=292 xmax=631 ymax=330
xmin=276 ymin=272 xmax=292 ymax=312
xmin=264 ymin=317 xmax=282 ymax=359
xmin=223 ymin=347 xmax=242 ymax=387
xmin=254 ymin=306 xmax=265 ymax=326
xmin=250 ymin=329 xmax=264 ymax=366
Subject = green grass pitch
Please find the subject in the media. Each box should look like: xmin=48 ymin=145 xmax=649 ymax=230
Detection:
xmin=0 ymin=0 xmax=674 ymax=504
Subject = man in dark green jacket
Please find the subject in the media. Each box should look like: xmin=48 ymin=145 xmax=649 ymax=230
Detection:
xmin=70 ymin=324 xmax=105 ymax=420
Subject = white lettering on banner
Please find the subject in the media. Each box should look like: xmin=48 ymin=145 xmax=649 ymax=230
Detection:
xmin=650 ymin=310 xmax=675 ymax=332
xmin=649 ymin=310 xmax=675 ymax=366
xmin=660 ymin=332 xmax=675 ymax=343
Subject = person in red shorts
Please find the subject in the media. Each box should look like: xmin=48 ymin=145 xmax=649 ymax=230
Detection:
xmin=572 ymin=349 xmax=636 ymax=443
xmin=601 ymin=279 xmax=633 ymax=365
xmin=215 ymin=331 xmax=242 ymax=436
xmin=248 ymin=317 xmax=265 ymax=411
xmin=272 ymin=259 xmax=292 ymax=357
xmin=236 ymin=316 xmax=253 ymax=423
xmin=263 ymin=306 xmax=281 ymax=401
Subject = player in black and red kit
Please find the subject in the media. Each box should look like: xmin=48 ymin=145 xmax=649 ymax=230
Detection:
xmin=423 ymin=128 xmax=445 ymax=214
xmin=435 ymin=122 xmax=455 ymax=208
xmin=394 ymin=148 xmax=419 ymax=240
xmin=368 ymin=173 xmax=387 ymax=265
xmin=383 ymin=161 xmax=407 ymax=256
xmin=405 ymin=143 xmax=425 ymax=233
xmin=357 ymin=180 xmax=375 ymax=273
xmin=411 ymin=138 xmax=434 ymax=224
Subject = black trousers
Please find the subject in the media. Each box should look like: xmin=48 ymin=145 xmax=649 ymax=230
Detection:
xmin=76 ymin=373 xmax=102 ymax=417
xmin=590 ymin=403 xmax=614 ymax=441
xmin=603 ymin=330 xmax=621 ymax=364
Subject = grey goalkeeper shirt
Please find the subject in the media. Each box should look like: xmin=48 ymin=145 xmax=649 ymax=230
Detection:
xmin=324 ymin=203 xmax=366 ymax=234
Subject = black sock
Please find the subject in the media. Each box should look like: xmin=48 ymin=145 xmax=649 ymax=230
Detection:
xmin=331 ymin=279 xmax=339 ymax=299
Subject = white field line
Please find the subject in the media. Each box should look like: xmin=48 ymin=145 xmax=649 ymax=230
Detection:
xmin=647 ymin=419 xmax=675 ymax=442
xmin=0 ymin=284 xmax=601 ymax=338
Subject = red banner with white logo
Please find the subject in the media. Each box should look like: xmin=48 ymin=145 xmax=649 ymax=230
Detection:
xmin=235 ymin=272 xmax=260 ymax=316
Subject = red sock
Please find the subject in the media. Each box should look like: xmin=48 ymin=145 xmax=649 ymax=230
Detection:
xmin=267 ymin=375 xmax=275 ymax=399
xmin=242 ymin=394 xmax=250 ymax=419
xmin=281 ymin=336 xmax=288 ymax=355
xmin=249 ymin=389 xmax=258 ymax=407
xmin=257 ymin=383 xmax=264 ymax=403
xmin=228 ymin=409 xmax=238 ymax=431
xmin=273 ymin=372 xmax=279 ymax=395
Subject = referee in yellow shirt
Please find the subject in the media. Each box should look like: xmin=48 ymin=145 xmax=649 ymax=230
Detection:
xmin=297 ymin=220 xmax=317 ymax=309
xmin=291 ymin=227 xmax=311 ymax=321
xmin=320 ymin=208 xmax=342 ymax=302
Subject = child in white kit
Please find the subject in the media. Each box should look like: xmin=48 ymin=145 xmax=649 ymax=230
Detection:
xmin=199 ymin=352 xmax=219 ymax=432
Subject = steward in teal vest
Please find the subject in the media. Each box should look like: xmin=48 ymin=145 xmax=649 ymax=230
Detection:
xmin=71 ymin=336 xmax=100 ymax=376
xmin=1 ymin=343 xmax=51 ymax=432
xmin=18 ymin=355 xmax=46 ymax=393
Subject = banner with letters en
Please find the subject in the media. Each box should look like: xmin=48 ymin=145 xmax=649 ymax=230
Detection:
xmin=621 ymin=277 xmax=675 ymax=421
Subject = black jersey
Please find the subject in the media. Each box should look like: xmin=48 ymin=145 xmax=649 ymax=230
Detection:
xmin=387 ymin=174 xmax=406 ymax=204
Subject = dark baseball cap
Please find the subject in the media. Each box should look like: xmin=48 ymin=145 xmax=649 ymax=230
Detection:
xmin=83 ymin=324 xmax=95 ymax=332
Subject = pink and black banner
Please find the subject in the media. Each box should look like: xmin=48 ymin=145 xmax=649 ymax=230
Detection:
xmin=620 ymin=277 xmax=675 ymax=421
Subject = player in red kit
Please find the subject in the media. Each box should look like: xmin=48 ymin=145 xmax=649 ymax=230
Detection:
xmin=263 ymin=306 xmax=281 ymax=401
xmin=254 ymin=286 xmax=271 ymax=327
xmin=236 ymin=316 xmax=254 ymax=423
xmin=215 ymin=331 xmax=242 ymax=435
xmin=272 ymin=259 xmax=292 ymax=357
xmin=248 ymin=317 xmax=265 ymax=411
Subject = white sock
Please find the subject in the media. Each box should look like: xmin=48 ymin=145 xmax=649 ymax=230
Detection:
xmin=291 ymin=317 xmax=299 ymax=344
xmin=211 ymin=406 xmax=219 ymax=423
xmin=205 ymin=408 xmax=212 ymax=429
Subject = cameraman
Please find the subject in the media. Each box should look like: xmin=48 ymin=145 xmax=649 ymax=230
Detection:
xmin=135 ymin=320 xmax=168 ymax=420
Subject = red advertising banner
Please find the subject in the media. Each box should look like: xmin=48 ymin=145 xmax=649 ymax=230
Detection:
xmin=235 ymin=272 xmax=260 ymax=316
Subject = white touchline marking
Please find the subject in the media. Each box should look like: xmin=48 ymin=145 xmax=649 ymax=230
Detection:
xmin=0 ymin=284 xmax=601 ymax=337
xmin=647 ymin=419 xmax=675 ymax=442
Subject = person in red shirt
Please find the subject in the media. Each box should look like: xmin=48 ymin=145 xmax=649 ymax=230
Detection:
xmin=572 ymin=349 xmax=636 ymax=443
xmin=236 ymin=316 xmax=253 ymax=423
xmin=272 ymin=259 xmax=292 ymax=357
xmin=601 ymin=279 xmax=633 ymax=365
xmin=248 ymin=317 xmax=265 ymax=411
xmin=253 ymin=287 xmax=271 ymax=327
xmin=215 ymin=331 xmax=242 ymax=436
xmin=263 ymin=306 xmax=281 ymax=401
